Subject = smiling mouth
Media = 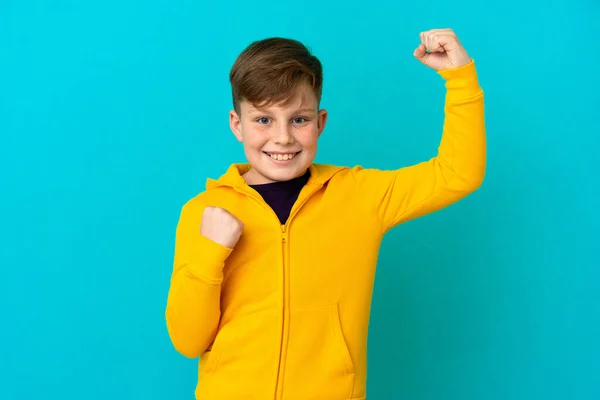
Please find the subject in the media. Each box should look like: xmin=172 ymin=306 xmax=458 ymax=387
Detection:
xmin=263 ymin=151 xmax=300 ymax=161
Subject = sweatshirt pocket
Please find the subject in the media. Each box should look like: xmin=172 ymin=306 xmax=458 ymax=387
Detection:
xmin=283 ymin=303 xmax=355 ymax=399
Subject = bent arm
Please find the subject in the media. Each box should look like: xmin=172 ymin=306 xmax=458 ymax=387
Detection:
xmin=352 ymin=60 xmax=486 ymax=232
xmin=165 ymin=202 xmax=232 ymax=358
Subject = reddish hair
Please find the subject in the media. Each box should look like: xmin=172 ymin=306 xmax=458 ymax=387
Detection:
xmin=229 ymin=37 xmax=323 ymax=113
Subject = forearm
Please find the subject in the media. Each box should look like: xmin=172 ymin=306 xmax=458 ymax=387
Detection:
xmin=166 ymin=264 xmax=222 ymax=358
xmin=435 ymin=60 xmax=486 ymax=191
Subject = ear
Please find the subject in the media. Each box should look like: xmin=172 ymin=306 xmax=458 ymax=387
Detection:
xmin=229 ymin=110 xmax=243 ymax=142
xmin=317 ymin=109 xmax=328 ymax=137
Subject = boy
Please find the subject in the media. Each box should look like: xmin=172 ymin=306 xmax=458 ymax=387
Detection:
xmin=166 ymin=28 xmax=485 ymax=399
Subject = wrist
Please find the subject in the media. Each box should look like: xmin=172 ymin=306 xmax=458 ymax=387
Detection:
xmin=438 ymin=60 xmax=482 ymax=96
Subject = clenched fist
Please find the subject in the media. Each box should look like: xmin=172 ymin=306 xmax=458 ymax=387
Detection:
xmin=200 ymin=206 xmax=244 ymax=248
xmin=414 ymin=28 xmax=472 ymax=71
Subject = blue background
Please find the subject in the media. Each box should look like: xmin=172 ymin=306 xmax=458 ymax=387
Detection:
xmin=1 ymin=0 xmax=599 ymax=399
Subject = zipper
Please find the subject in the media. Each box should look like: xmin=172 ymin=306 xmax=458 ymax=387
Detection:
xmin=231 ymin=182 xmax=322 ymax=400
xmin=274 ymin=223 xmax=287 ymax=399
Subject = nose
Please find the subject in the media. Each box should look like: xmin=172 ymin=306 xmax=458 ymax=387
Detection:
xmin=273 ymin=123 xmax=294 ymax=145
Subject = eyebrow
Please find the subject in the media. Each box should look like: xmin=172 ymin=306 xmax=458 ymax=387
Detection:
xmin=248 ymin=107 xmax=316 ymax=114
xmin=295 ymin=108 xmax=317 ymax=114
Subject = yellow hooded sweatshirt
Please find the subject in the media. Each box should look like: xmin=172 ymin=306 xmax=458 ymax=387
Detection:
xmin=166 ymin=60 xmax=485 ymax=400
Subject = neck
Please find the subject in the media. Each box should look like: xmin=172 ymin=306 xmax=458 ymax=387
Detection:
xmin=242 ymin=168 xmax=307 ymax=185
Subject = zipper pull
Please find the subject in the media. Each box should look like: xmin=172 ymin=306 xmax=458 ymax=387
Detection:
xmin=281 ymin=225 xmax=287 ymax=243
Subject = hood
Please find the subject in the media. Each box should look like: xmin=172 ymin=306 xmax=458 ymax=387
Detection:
xmin=206 ymin=163 xmax=348 ymax=190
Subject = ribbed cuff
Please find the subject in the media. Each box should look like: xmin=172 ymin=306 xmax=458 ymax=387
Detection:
xmin=437 ymin=59 xmax=481 ymax=95
xmin=185 ymin=233 xmax=233 ymax=285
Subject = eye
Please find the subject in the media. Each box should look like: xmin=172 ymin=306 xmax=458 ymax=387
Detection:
xmin=256 ymin=117 xmax=270 ymax=124
xmin=292 ymin=117 xmax=307 ymax=124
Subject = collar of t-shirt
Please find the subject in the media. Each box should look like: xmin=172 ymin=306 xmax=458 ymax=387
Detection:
xmin=250 ymin=169 xmax=311 ymax=224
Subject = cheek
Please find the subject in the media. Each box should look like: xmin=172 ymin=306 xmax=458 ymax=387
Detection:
xmin=242 ymin=127 xmax=269 ymax=149
xmin=297 ymin=127 xmax=320 ymax=148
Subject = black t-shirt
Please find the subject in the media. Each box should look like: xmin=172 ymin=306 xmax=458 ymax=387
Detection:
xmin=250 ymin=170 xmax=310 ymax=224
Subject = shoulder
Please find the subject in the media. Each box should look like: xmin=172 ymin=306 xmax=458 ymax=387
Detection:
xmin=177 ymin=191 xmax=209 ymax=222
xmin=309 ymin=163 xmax=358 ymax=183
xmin=181 ymin=187 xmax=232 ymax=211
xmin=311 ymin=163 xmax=377 ymax=185
xmin=180 ymin=185 xmax=252 ymax=224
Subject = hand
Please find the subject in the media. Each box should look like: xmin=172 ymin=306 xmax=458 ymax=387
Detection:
xmin=414 ymin=29 xmax=471 ymax=71
xmin=200 ymin=206 xmax=244 ymax=248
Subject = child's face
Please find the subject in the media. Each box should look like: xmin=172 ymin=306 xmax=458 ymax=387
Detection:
xmin=229 ymin=84 xmax=327 ymax=185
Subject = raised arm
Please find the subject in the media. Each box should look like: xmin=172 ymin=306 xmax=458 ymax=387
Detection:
xmin=352 ymin=28 xmax=486 ymax=232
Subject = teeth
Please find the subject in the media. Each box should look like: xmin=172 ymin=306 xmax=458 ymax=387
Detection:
xmin=268 ymin=153 xmax=296 ymax=161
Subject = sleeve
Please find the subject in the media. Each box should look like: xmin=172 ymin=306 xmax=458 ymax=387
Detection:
xmin=165 ymin=200 xmax=233 ymax=358
xmin=351 ymin=59 xmax=486 ymax=233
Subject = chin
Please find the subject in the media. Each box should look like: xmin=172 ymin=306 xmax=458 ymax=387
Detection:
xmin=261 ymin=166 xmax=305 ymax=182
xmin=254 ymin=164 xmax=308 ymax=183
